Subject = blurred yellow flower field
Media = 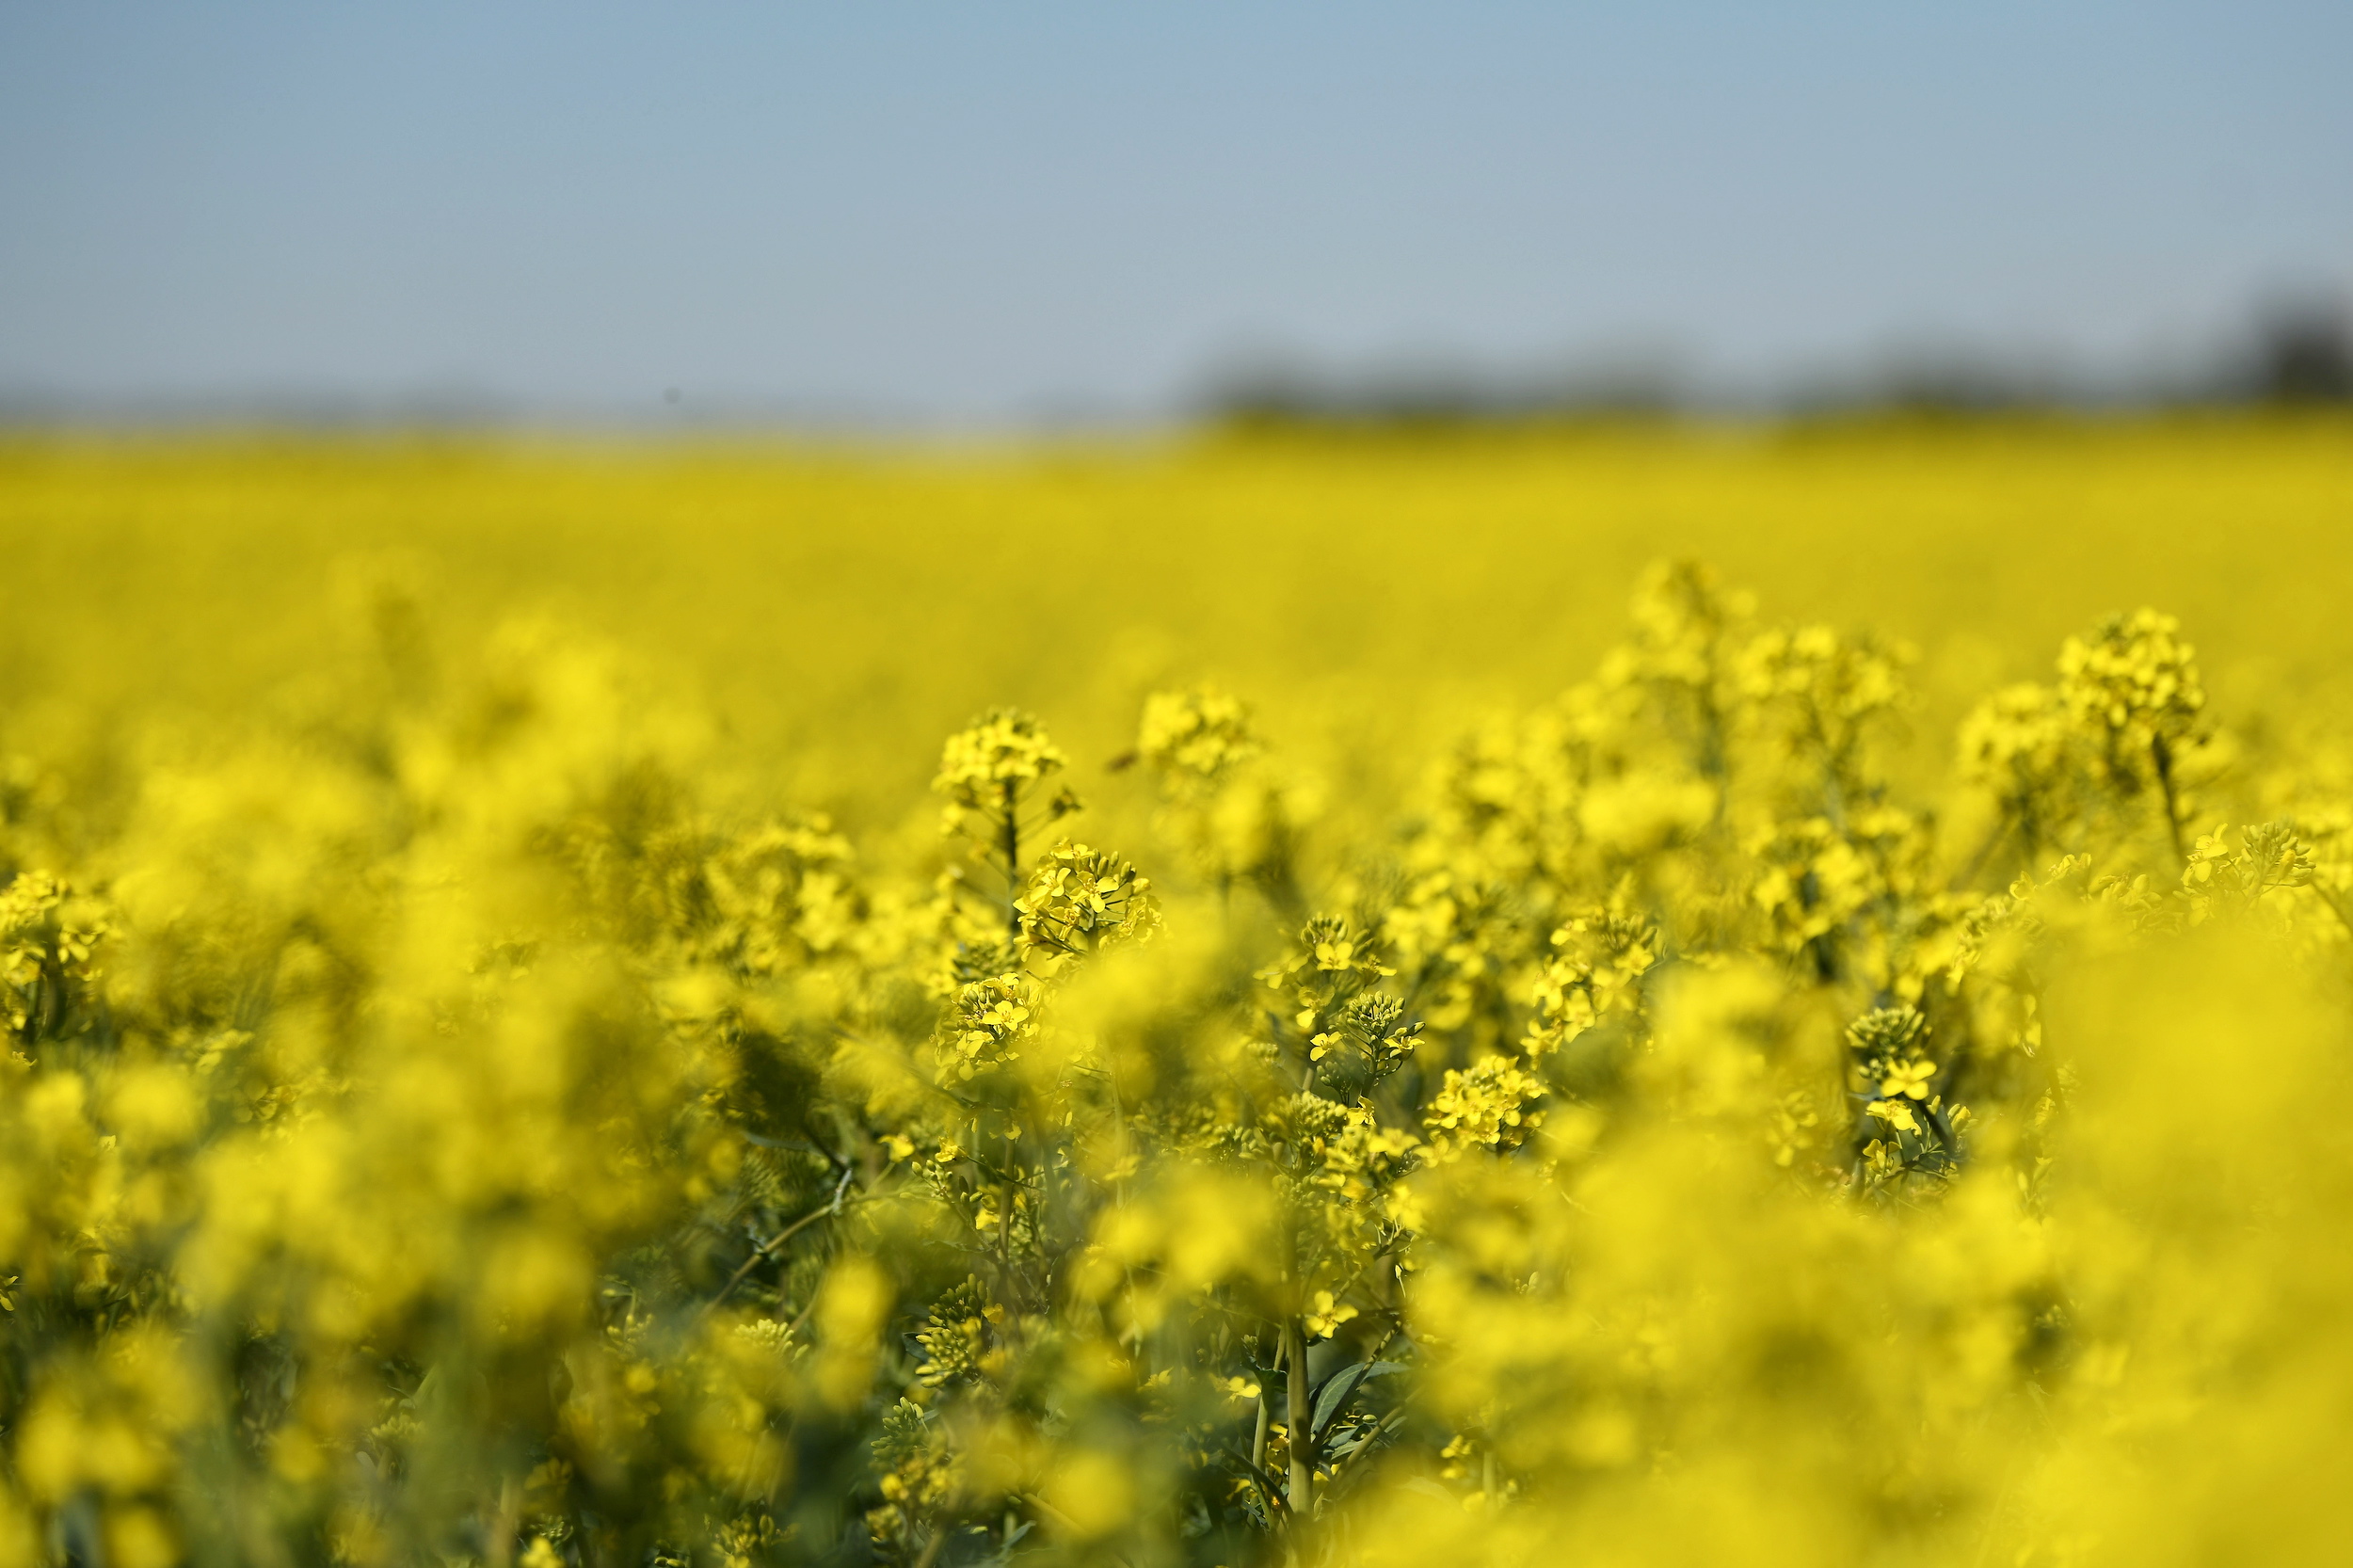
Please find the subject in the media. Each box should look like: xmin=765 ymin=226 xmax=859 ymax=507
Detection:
xmin=0 ymin=416 xmax=2349 ymax=1567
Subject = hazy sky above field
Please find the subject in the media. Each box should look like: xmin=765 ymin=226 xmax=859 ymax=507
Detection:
xmin=3 ymin=1 xmax=2348 ymax=423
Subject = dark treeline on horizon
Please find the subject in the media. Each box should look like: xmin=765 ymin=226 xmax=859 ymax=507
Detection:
xmin=3 ymin=303 xmax=2348 ymax=434
xmin=1201 ymin=302 xmax=2353 ymax=428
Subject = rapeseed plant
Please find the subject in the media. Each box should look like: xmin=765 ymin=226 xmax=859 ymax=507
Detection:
xmin=0 ymin=424 xmax=2350 ymax=1567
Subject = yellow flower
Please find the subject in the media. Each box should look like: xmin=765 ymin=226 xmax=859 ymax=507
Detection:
xmin=1865 ymin=1098 xmax=1921 ymax=1135
xmin=1304 ymin=1288 xmax=1359 ymax=1339
xmin=1880 ymin=1058 xmax=1937 ymax=1099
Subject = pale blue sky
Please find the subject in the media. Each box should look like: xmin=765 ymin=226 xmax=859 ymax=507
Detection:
xmin=3 ymin=2 xmax=2347 ymax=422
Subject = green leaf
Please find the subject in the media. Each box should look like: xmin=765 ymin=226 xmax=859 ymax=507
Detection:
xmin=1313 ymin=1359 xmax=1406 ymax=1437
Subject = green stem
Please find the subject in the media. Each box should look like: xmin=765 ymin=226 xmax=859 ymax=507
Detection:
xmin=2152 ymin=736 xmax=2188 ymax=871
xmin=1285 ymin=1319 xmax=1313 ymax=1519
xmin=999 ymin=1127 xmax=1016 ymax=1278
xmin=697 ymin=1176 xmax=853 ymax=1319
xmin=1000 ymin=778 xmax=1022 ymax=937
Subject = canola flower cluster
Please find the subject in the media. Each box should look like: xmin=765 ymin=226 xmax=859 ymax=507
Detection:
xmin=1 ymin=427 xmax=2352 ymax=1568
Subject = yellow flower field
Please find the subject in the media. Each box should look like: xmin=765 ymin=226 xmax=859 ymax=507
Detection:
xmin=0 ymin=416 xmax=2349 ymax=1567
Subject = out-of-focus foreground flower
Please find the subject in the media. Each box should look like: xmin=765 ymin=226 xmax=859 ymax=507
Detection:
xmin=2 ymin=432 xmax=2352 ymax=1568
